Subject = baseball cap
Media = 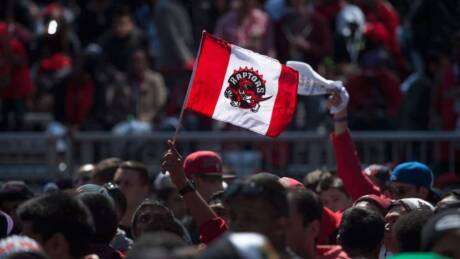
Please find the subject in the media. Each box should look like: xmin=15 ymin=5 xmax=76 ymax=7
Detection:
xmin=390 ymin=162 xmax=433 ymax=189
xmin=421 ymin=208 xmax=460 ymax=250
xmin=279 ymin=177 xmax=305 ymax=190
xmin=76 ymin=184 xmax=111 ymax=199
xmin=0 ymin=235 xmax=44 ymax=258
xmin=390 ymin=198 xmax=435 ymax=213
xmin=354 ymin=194 xmax=392 ymax=214
xmin=0 ymin=181 xmax=34 ymax=201
xmin=183 ymin=151 xmax=223 ymax=179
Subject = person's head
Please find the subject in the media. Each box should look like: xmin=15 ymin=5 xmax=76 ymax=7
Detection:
xmin=198 ymin=233 xmax=279 ymax=259
xmin=0 ymin=181 xmax=34 ymax=233
xmin=286 ymin=188 xmax=323 ymax=257
xmin=303 ymin=169 xmax=331 ymax=192
xmin=0 ymin=210 xmax=14 ymax=238
xmin=77 ymin=192 xmax=118 ymax=245
xmin=17 ymin=193 xmax=94 ymax=259
xmin=184 ymin=151 xmax=224 ymax=201
xmin=103 ymin=183 xmax=127 ymax=223
xmin=393 ymin=210 xmax=433 ymax=253
xmin=364 ymin=164 xmax=391 ymax=194
xmin=389 ymin=162 xmax=434 ymax=200
xmin=384 ymin=198 xmax=434 ymax=253
xmin=131 ymin=200 xmax=187 ymax=241
xmin=231 ymin=0 xmax=259 ymax=14
xmin=338 ymin=207 xmax=384 ymax=258
xmin=317 ymin=176 xmax=352 ymax=212
xmin=435 ymin=189 xmax=460 ymax=212
xmin=114 ymin=161 xmax=150 ymax=210
xmin=74 ymin=164 xmax=95 ymax=187
xmin=131 ymin=49 xmax=149 ymax=76
xmin=112 ymin=6 xmax=134 ymax=38
xmin=91 ymin=158 xmax=122 ymax=186
xmin=422 ymin=209 xmax=460 ymax=258
xmin=154 ymin=173 xmax=186 ymax=220
xmin=354 ymin=194 xmax=392 ymax=217
xmin=223 ymin=173 xmax=288 ymax=252
xmin=0 ymin=235 xmax=48 ymax=259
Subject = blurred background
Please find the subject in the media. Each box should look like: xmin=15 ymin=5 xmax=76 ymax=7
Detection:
xmin=0 ymin=0 xmax=459 ymax=188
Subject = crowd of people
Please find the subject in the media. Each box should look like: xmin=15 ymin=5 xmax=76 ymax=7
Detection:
xmin=0 ymin=92 xmax=459 ymax=259
xmin=0 ymin=0 xmax=459 ymax=132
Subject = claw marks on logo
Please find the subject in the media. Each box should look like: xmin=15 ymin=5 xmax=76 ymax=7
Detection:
xmin=224 ymin=67 xmax=272 ymax=112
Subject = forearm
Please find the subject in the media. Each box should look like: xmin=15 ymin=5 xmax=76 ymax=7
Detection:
xmin=175 ymin=180 xmax=217 ymax=226
xmin=333 ymin=108 xmax=348 ymax=135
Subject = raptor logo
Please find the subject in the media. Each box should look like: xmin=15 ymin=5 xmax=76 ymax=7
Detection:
xmin=224 ymin=67 xmax=272 ymax=112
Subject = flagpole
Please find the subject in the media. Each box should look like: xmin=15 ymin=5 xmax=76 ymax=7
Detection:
xmin=171 ymin=31 xmax=207 ymax=145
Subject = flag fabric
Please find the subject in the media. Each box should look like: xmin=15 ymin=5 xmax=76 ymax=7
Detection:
xmin=185 ymin=32 xmax=299 ymax=137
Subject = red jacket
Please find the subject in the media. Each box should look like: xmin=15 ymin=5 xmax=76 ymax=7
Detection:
xmin=331 ymin=130 xmax=383 ymax=201
xmin=0 ymin=38 xmax=35 ymax=100
xmin=199 ymin=217 xmax=228 ymax=245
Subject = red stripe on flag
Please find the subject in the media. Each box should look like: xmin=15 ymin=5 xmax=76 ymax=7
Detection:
xmin=185 ymin=33 xmax=231 ymax=117
xmin=266 ymin=65 xmax=299 ymax=137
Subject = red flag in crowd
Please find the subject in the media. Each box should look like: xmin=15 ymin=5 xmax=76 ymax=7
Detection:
xmin=185 ymin=32 xmax=299 ymax=137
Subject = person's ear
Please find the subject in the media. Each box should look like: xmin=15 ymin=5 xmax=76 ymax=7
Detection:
xmin=43 ymin=233 xmax=69 ymax=258
xmin=418 ymin=187 xmax=429 ymax=199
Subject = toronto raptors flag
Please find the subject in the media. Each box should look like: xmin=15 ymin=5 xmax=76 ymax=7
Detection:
xmin=185 ymin=32 xmax=299 ymax=137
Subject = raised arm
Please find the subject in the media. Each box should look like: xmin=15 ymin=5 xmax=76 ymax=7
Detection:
xmin=329 ymin=91 xmax=381 ymax=201
xmin=161 ymin=141 xmax=227 ymax=244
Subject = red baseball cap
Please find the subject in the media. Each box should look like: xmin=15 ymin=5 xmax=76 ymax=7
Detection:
xmin=183 ymin=151 xmax=223 ymax=178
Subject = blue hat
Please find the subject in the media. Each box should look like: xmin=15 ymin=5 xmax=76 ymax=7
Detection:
xmin=390 ymin=162 xmax=433 ymax=189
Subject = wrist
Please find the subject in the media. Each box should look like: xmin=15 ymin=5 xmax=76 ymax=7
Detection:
xmin=333 ymin=115 xmax=348 ymax=123
xmin=175 ymin=179 xmax=188 ymax=190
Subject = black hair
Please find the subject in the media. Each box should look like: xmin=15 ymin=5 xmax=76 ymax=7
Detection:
xmin=393 ymin=210 xmax=434 ymax=252
xmin=131 ymin=200 xmax=186 ymax=240
xmin=5 ymin=251 xmax=49 ymax=259
xmin=92 ymin=158 xmax=122 ymax=185
xmin=104 ymin=182 xmax=127 ymax=218
xmin=17 ymin=193 xmax=94 ymax=258
xmin=155 ymin=187 xmax=176 ymax=204
xmin=119 ymin=161 xmax=150 ymax=186
xmin=316 ymin=176 xmax=348 ymax=196
xmin=78 ymin=192 xmax=118 ymax=244
xmin=288 ymin=189 xmax=323 ymax=227
xmin=338 ymin=207 xmax=384 ymax=256
xmin=224 ymin=173 xmax=288 ymax=218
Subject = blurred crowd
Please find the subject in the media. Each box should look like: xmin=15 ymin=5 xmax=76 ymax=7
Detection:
xmin=0 ymin=100 xmax=459 ymax=258
xmin=0 ymin=0 xmax=459 ymax=133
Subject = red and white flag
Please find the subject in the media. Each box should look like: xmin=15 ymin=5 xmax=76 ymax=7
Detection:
xmin=185 ymin=32 xmax=299 ymax=137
